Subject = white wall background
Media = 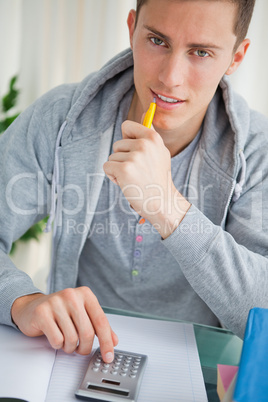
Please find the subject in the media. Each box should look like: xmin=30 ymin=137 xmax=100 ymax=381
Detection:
xmin=0 ymin=0 xmax=136 ymax=110
xmin=0 ymin=0 xmax=268 ymax=290
xmin=228 ymin=0 xmax=268 ymax=117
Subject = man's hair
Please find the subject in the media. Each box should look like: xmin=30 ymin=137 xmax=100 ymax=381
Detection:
xmin=135 ymin=0 xmax=256 ymax=50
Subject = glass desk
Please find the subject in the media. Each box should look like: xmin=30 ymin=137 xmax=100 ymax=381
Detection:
xmin=104 ymin=307 xmax=243 ymax=402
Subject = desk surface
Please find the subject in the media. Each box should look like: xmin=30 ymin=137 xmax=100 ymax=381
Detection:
xmin=103 ymin=307 xmax=243 ymax=402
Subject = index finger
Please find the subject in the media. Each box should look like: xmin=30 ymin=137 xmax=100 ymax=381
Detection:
xmin=121 ymin=120 xmax=155 ymax=140
xmin=85 ymin=297 xmax=117 ymax=363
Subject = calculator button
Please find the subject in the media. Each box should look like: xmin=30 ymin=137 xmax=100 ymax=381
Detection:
xmin=114 ymin=362 xmax=120 ymax=367
xmin=131 ymin=369 xmax=138 ymax=374
xmin=103 ymin=363 xmax=110 ymax=368
xmin=132 ymin=364 xmax=139 ymax=369
xmin=92 ymin=367 xmax=99 ymax=372
xmin=120 ymin=372 xmax=127 ymax=377
xmin=130 ymin=373 xmax=137 ymax=378
xmin=94 ymin=362 xmax=101 ymax=367
xmin=101 ymin=368 xmax=108 ymax=373
xmin=121 ymin=367 xmax=128 ymax=372
xmin=123 ymin=362 xmax=130 ymax=367
xmin=111 ymin=370 xmax=118 ymax=375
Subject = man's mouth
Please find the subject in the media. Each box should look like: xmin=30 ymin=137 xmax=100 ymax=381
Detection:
xmin=152 ymin=90 xmax=185 ymax=105
xmin=156 ymin=93 xmax=181 ymax=103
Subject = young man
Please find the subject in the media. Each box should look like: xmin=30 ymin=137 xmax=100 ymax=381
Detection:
xmin=1 ymin=0 xmax=266 ymax=364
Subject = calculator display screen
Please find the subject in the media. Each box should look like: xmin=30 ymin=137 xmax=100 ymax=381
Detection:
xmin=102 ymin=379 xmax=121 ymax=386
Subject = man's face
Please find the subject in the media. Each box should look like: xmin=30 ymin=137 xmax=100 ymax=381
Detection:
xmin=128 ymin=0 xmax=247 ymax=137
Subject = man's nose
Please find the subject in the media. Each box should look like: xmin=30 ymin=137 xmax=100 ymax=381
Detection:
xmin=158 ymin=53 xmax=185 ymax=88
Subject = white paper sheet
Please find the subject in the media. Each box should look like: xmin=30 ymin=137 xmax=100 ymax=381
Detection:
xmin=0 ymin=324 xmax=55 ymax=402
xmin=46 ymin=314 xmax=208 ymax=401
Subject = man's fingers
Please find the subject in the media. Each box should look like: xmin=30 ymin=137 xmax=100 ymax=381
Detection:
xmin=109 ymin=152 xmax=132 ymax=162
xmin=85 ymin=296 xmax=117 ymax=363
xmin=54 ymin=287 xmax=96 ymax=356
xmin=103 ymin=160 xmax=121 ymax=183
xmin=55 ymin=314 xmax=79 ymax=354
xmin=11 ymin=288 xmax=117 ymax=361
xmin=121 ymin=120 xmax=153 ymax=139
xmin=31 ymin=296 xmax=79 ymax=353
xmin=40 ymin=319 xmax=65 ymax=350
xmin=112 ymin=329 xmax=119 ymax=346
xmin=113 ymin=139 xmax=134 ymax=153
xmin=93 ymin=316 xmax=116 ymax=363
xmin=72 ymin=308 xmax=96 ymax=355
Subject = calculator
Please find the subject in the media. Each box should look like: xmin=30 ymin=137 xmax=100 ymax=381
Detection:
xmin=75 ymin=347 xmax=148 ymax=401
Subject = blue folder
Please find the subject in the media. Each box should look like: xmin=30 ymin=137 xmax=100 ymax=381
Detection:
xmin=233 ymin=307 xmax=268 ymax=401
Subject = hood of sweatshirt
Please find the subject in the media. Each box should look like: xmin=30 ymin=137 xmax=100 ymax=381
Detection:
xmin=62 ymin=49 xmax=135 ymax=144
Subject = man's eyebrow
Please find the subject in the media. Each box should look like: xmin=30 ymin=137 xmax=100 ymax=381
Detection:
xmin=187 ymin=43 xmax=223 ymax=50
xmin=143 ymin=25 xmax=223 ymax=50
xmin=143 ymin=25 xmax=172 ymax=43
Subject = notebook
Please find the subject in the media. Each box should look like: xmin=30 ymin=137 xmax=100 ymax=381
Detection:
xmin=0 ymin=313 xmax=208 ymax=401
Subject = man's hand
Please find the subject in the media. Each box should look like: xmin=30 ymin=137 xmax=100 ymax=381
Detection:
xmin=103 ymin=120 xmax=190 ymax=238
xmin=11 ymin=287 xmax=118 ymax=362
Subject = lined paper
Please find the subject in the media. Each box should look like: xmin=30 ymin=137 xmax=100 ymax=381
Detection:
xmin=46 ymin=314 xmax=208 ymax=401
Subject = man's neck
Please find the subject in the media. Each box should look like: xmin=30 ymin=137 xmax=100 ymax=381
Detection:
xmin=154 ymin=123 xmax=202 ymax=157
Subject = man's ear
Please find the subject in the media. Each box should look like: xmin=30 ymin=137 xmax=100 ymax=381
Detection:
xmin=127 ymin=9 xmax=136 ymax=50
xmin=225 ymin=39 xmax=251 ymax=76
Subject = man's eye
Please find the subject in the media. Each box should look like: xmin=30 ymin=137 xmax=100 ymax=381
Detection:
xmin=150 ymin=37 xmax=165 ymax=46
xmin=194 ymin=49 xmax=209 ymax=58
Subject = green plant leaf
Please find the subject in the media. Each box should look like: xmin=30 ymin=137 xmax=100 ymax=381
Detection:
xmin=10 ymin=217 xmax=49 ymax=255
xmin=1 ymin=75 xmax=20 ymax=113
xmin=0 ymin=113 xmax=20 ymax=134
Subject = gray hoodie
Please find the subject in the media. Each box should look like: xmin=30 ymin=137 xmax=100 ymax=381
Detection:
xmin=0 ymin=48 xmax=268 ymax=338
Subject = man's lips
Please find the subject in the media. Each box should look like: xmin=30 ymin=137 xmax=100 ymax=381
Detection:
xmin=151 ymin=90 xmax=185 ymax=108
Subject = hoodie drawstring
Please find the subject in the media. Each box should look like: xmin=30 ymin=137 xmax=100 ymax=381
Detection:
xmin=45 ymin=120 xmax=67 ymax=233
xmin=233 ymin=150 xmax=246 ymax=202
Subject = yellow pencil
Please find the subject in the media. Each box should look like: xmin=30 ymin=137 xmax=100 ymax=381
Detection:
xmin=142 ymin=97 xmax=156 ymax=128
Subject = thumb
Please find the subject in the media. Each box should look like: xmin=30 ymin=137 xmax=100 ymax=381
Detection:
xmin=111 ymin=329 xmax=119 ymax=346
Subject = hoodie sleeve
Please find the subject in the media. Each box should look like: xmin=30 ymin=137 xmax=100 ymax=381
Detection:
xmin=0 ymin=84 xmax=75 ymax=327
xmin=162 ymin=142 xmax=268 ymax=339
